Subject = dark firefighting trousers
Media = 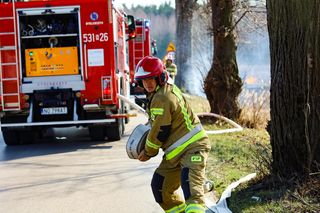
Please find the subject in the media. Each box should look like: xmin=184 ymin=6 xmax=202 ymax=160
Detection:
xmin=151 ymin=140 xmax=209 ymax=213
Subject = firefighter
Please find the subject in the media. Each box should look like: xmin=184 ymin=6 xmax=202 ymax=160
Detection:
xmin=135 ymin=56 xmax=211 ymax=213
xmin=165 ymin=55 xmax=177 ymax=83
xmin=151 ymin=39 xmax=158 ymax=56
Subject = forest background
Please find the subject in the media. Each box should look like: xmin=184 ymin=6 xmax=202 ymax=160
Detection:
xmin=121 ymin=1 xmax=269 ymax=97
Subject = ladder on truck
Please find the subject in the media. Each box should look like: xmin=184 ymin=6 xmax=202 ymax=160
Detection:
xmin=133 ymin=21 xmax=145 ymax=69
xmin=0 ymin=0 xmax=21 ymax=111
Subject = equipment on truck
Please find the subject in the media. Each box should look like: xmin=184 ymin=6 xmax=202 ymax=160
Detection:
xmin=0 ymin=0 xmax=136 ymax=145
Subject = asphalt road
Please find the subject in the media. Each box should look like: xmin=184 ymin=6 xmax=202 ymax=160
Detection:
xmin=0 ymin=112 xmax=164 ymax=213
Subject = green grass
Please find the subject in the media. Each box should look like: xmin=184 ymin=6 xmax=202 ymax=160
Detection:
xmin=204 ymin=126 xmax=319 ymax=213
xmin=205 ymin=128 xmax=270 ymax=196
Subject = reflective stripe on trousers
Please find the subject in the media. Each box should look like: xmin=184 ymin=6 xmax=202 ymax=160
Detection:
xmin=185 ymin=203 xmax=206 ymax=213
xmin=165 ymin=203 xmax=186 ymax=213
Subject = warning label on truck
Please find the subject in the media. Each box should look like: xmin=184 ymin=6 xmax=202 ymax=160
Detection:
xmin=88 ymin=49 xmax=104 ymax=66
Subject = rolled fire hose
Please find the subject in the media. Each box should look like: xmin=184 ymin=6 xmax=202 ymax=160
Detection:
xmin=126 ymin=124 xmax=150 ymax=159
xmin=117 ymin=94 xmax=148 ymax=159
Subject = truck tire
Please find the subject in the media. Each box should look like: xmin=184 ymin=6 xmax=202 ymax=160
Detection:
xmin=106 ymin=118 xmax=124 ymax=141
xmin=2 ymin=129 xmax=21 ymax=145
xmin=89 ymin=125 xmax=105 ymax=141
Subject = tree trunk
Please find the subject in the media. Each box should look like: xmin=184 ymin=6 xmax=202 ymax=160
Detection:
xmin=267 ymin=0 xmax=320 ymax=178
xmin=175 ymin=0 xmax=196 ymax=91
xmin=204 ymin=0 xmax=242 ymax=120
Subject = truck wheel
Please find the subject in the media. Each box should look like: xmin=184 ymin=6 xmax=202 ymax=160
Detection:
xmin=2 ymin=129 xmax=21 ymax=145
xmin=106 ymin=118 xmax=124 ymax=141
xmin=89 ymin=126 xmax=105 ymax=141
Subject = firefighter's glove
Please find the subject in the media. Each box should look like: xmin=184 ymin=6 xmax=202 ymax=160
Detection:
xmin=138 ymin=149 xmax=151 ymax=162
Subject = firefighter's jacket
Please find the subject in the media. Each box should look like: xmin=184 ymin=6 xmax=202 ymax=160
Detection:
xmin=165 ymin=63 xmax=177 ymax=77
xmin=145 ymin=83 xmax=209 ymax=161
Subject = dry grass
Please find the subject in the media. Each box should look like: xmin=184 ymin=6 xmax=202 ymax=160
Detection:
xmin=183 ymin=93 xmax=210 ymax=114
xmin=238 ymin=89 xmax=270 ymax=129
xmin=184 ymin=89 xmax=270 ymax=130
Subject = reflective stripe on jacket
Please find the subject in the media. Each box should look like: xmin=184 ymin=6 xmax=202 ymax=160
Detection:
xmin=164 ymin=124 xmax=206 ymax=160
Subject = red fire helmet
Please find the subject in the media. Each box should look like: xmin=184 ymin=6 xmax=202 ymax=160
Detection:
xmin=134 ymin=56 xmax=165 ymax=80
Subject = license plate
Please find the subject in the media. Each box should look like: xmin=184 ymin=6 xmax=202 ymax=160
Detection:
xmin=41 ymin=107 xmax=68 ymax=115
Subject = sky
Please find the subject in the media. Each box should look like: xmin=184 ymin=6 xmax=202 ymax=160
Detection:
xmin=113 ymin=0 xmax=175 ymax=8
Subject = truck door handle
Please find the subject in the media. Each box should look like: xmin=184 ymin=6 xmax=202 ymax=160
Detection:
xmin=84 ymin=43 xmax=88 ymax=81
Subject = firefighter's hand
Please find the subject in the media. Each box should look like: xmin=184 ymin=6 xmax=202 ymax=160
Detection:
xmin=138 ymin=150 xmax=151 ymax=162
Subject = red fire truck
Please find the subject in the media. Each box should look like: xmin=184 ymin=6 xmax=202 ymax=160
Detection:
xmin=0 ymin=0 xmax=136 ymax=145
xmin=127 ymin=18 xmax=151 ymax=108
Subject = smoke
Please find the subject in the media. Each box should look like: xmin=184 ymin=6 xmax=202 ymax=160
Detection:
xmin=237 ymin=31 xmax=270 ymax=88
xmin=237 ymin=11 xmax=270 ymax=93
xmin=190 ymin=7 xmax=213 ymax=96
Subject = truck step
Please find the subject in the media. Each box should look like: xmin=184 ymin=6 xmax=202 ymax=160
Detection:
xmin=4 ymin=102 xmax=20 ymax=107
xmin=0 ymin=32 xmax=15 ymax=35
xmin=2 ymin=93 xmax=19 ymax=96
xmin=1 ymin=62 xmax=17 ymax=66
xmin=1 ymin=77 xmax=18 ymax=81
xmin=0 ymin=46 xmax=16 ymax=50
xmin=0 ymin=17 xmax=14 ymax=20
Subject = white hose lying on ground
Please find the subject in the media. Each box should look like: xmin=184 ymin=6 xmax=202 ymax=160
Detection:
xmin=205 ymin=173 xmax=257 ymax=213
xmin=118 ymin=94 xmax=243 ymax=135
xmin=196 ymin=113 xmax=243 ymax=135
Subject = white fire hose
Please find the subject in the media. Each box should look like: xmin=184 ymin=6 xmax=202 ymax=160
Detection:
xmin=118 ymin=94 xmax=243 ymax=135
xmin=205 ymin=173 xmax=257 ymax=213
xmin=117 ymin=94 xmax=147 ymax=116
xmin=196 ymin=112 xmax=243 ymax=134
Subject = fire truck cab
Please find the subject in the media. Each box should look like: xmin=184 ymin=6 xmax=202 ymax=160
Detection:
xmin=0 ymin=0 xmax=135 ymax=145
